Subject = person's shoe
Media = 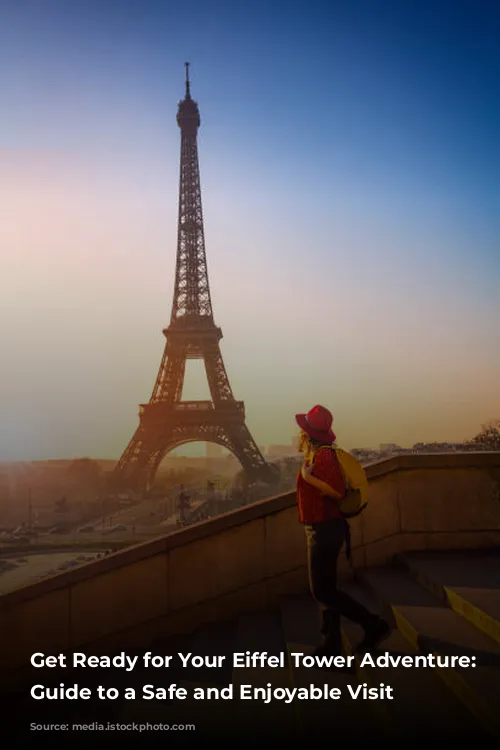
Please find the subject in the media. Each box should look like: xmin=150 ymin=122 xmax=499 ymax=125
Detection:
xmin=355 ymin=618 xmax=391 ymax=654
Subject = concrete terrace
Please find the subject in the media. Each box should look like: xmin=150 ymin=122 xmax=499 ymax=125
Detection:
xmin=1 ymin=452 xmax=500 ymax=745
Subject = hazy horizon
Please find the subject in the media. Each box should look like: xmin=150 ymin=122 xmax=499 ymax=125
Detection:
xmin=1 ymin=0 xmax=499 ymax=462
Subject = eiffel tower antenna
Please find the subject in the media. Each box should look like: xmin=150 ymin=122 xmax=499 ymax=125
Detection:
xmin=113 ymin=65 xmax=276 ymax=493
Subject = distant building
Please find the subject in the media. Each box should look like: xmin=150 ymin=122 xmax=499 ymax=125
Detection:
xmin=411 ymin=442 xmax=470 ymax=453
xmin=351 ymin=448 xmax=381 ymax=465
xmin=380 ymin=443 xmax=402 ymax=453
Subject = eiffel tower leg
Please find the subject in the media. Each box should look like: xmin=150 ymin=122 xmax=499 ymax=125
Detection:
xmin=112 ymin=427 xmax=161 ymax=493
xmin=221 ymin=424 xmax=275 ymax=482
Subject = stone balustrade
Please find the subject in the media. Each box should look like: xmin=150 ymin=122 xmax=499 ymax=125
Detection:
xmin=1 ymin=452 xmax=499 ymax=689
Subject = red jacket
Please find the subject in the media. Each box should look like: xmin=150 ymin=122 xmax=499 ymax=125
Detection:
xmin=296 ymin=447 xmax=346 ymax=524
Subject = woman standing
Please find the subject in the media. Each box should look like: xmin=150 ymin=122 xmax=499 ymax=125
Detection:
xmin=296 ymin=404 xmax=390 ymax=659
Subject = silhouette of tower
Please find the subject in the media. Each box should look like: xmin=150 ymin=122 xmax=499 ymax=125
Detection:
xmin=113 ymin=64 xmax=275 ymax=492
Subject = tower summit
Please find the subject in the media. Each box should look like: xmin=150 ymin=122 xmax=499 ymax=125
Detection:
xmin=170 ymin=61 xmax=210 ymax=324
xmin=176 ymin=62 xmax=200 ymax=133
xmin=113 ymin=66 xmax=276 ymax=492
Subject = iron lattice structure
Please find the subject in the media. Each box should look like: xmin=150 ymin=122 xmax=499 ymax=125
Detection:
xmin=113 ymin=64 xmax=275 ymax=492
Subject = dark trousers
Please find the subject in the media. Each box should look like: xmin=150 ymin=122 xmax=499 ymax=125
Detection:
xmin=305 ymin=519 xmax=376 ymax=650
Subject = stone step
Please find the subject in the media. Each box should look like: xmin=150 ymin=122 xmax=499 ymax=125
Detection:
xmin=113 ymin=618 xmax=237 ymax=737
xmin=358 ymin=566 xmax=500 ymax=739
xmin=280 ymin=593 xmax=387 ymax=742
xmin=11 ymin=621 xmax=237 ymax=746
xmin=230 ymin=608 xmax=296 ymax=743
xmin=397 ymin=550 xmax=500 ymax=645
xmin=174 ymin=618 xmax=237 ymax=685
xmin=10 ymin=644 xmax=177 ymax=732
xmin=341 ymin=580 xmax=489 ymax=742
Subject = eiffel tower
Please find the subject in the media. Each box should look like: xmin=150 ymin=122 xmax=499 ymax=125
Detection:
xmin=113 ymin=64 xmax=276 ymax=493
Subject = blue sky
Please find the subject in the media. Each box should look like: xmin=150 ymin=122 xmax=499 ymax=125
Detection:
xmin=1 ymin=0 xmax=499 ymax=460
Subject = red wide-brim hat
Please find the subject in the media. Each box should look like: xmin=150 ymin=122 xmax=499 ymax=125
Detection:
xmin=295 ymin=407 xmax=336 ymax=444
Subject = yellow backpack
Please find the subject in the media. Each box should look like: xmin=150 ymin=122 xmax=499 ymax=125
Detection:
xmin=314 ymin=446 xmax=369 ymax=519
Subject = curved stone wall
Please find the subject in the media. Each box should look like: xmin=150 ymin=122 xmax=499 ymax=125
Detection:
xmin=1 ymin=452 xmax=499 ymax=688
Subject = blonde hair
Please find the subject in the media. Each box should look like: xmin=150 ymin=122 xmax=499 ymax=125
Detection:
xmin=299 ymin=430 xmax=336 ymax=461
xmin=298 ymin=431 xmax=311 ymax=459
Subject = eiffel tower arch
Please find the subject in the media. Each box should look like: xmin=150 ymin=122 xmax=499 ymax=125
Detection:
xmin=112 ymin=64 xmax=277 ymax=493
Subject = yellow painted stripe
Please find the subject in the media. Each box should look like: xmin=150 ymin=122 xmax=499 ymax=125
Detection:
xmin=392 ymin=607 xmax=419 ymax=650
xmin=341 ymin=628 xmax=394 ymax=737
xmin=390 ymin=604 xmax=500 ymax=739
xmin=444 ymin=587 xmax=500 ymax=646
xmin=407 ymin=563 xmax=500 ymax=646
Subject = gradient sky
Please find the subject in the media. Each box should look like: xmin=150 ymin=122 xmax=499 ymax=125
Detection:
xmin=1 ymin=0 xmax=499 ymax=461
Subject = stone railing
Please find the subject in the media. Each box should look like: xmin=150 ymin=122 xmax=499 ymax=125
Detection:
xmin=1 ymin=452 xmax=499 ymax=689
